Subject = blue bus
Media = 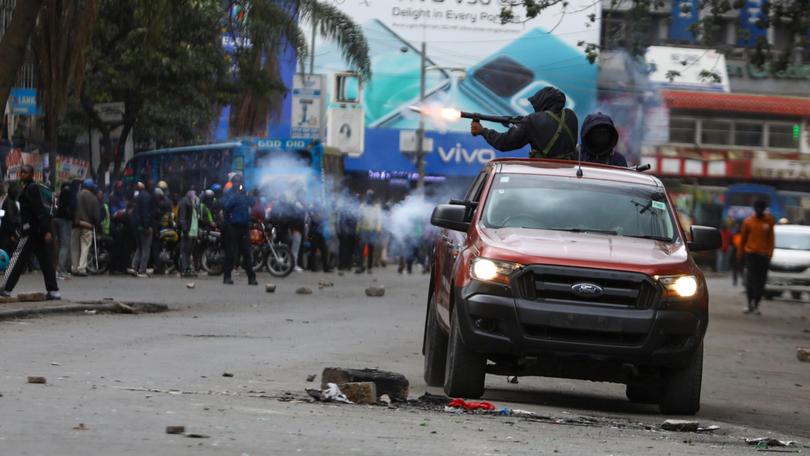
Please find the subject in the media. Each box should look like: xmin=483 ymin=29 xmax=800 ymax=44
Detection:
xmin=123 ymin=138 xmax=334 ymax=200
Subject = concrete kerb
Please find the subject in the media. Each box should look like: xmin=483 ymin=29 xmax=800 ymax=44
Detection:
xmin=0 ymin=299 xmax=169 ymax=321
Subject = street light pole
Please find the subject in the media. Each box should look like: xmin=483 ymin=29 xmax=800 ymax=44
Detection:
xmin=416 ymin=41 xmax=426 ymax=189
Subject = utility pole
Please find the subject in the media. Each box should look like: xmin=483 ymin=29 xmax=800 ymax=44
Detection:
xmin=416 ymin=41 xmax=426 ymax=189
xmin=309 ymin=18 xmax=316 ymax=75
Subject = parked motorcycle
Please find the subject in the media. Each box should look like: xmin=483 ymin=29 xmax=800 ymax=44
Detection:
xmin=198 ymin=227 xmax=225 ymax=275
xmin=155 ymin=226 xmax=180 ymax=274
xmin=87 ymin=230 xmax=112 ymax=275
xmin=249 ymin=220 xmax=294 ymax=277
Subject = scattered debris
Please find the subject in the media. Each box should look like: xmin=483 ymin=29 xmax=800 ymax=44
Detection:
xmin=797 ymin=348 xmax=810 ymax=362
xmin=364 ymin=287 xmax=385 ymax=297
xmin=661 ymin=420 xmax=700 ymax=432
xmin=265 ymin=284 xmax=277 ymax=293
xmin=321 ymin=367 xmax=409 ymax=401
xmin=27 ymin=376 xmax=46 ymax=384
xmin=50 ymin=362 xmax=61 ymax=366
xmin=306 ymin=383 xmax=352 ymax=404
xmin=296 ymin=287 xmax=313 ymax=295
xmin=697 ymin=425 xmax=720 ymax=432
xmin=379 ymin=394 xmax=392 ymax=406
xmin=340 ymin=382 xmax=377 ymax=405
xmin=165 ymin=426 xmax=186 ymax=434
xmin=447 ymin=398 xmax=496 ymax=411
xmin=72 ymin=423 xmax=88 ymax=431
xmin=17 ymin=292 xmax=47 ymax=302
xmin=222 ymin=372 xmax=234 ymax=378
xmin=507 ymin=376 xmax=519 ymax=384
xmin=305 ymin=374 xmax=316 ymax=382
xmin=186 ymin=283 xmax=196 ymax=289
xmin=745 ymin=438 xmax=797 ymax=448
xmin=186 ymin=433 xmax=209 ymax=439
xmin=318 ymin=280 xmax=334 ymax=289
xmin=84 ymin=310 xmax=98 ymax=315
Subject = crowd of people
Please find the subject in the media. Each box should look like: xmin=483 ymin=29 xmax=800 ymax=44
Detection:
xmin=0 ymin=165 xmax=434 ymax=299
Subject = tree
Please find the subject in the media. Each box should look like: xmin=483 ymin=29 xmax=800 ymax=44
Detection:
xmin=499 ymin=0 xmax=810 ymax=68
xmin=0 ymin=0 xmax=44 ymax=114
xmin=33 ymin=0 xmax=98 ymax=186
xmin=78 ymin=0 xmax=231 ymax=178
xmin=226 ymin=0 xmax=371 ymax=136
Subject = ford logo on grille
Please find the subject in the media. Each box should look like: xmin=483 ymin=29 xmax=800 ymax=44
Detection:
xmin=571 ymin=282 xmax=604 ymax=298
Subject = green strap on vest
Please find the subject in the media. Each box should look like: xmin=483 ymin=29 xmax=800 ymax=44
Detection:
xmin=531 ymin=110 xmax=576 ymax=159
xmin=101 ymin=204 xmax=111 ymax=236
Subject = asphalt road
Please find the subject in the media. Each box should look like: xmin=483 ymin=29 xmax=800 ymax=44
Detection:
xmin=1 ymin=269 xmax=808 ymax=455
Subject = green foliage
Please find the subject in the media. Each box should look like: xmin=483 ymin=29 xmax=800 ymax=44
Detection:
xmin=81 ymin=0 xmax=231 ymax=149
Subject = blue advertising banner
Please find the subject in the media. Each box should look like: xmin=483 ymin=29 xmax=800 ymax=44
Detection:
xmin=668 ymin=0 xmax=698 ymax=41
xmin=9 ymin=88 xmax=40 ymax=116
xmin=737 ymin=0 xmax=768 ymax=46
xmin=311 ymin=0 xmax=600 ymax=177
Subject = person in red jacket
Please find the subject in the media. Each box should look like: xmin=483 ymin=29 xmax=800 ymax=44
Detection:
xmin=737 ymin=200 xmax=775 ymax=315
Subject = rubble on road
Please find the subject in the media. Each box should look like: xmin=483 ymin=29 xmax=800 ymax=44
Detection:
xmin=318 ymin=280 xmax=334 ymax=289
xmin=745 ymin=437 xmax=797 ymax=448
xmin=379 ymin=394 xmax=392 ymax=406
xmin=797 ymin=348 xmax=810 ymax=362
xmin=72 ymin=423 xmax=88 ymax=431
xmin=340 ymin=382 xmax=377 ymax=405
xmin=265 ymin=284 xmax=277 ymax=293
xmin=321 ymin=367 xmax=409 ymax=401
xmin=27 ymin=376 xmax=46 ymax=384
xmin=364 ymin=287 xmax=385 ymax=297
xmin=661 ymin=420 xmax=700 ymax=432
xmin=186 ymin=283 xmax=196 ymax=289
xmin=306 ymin=382 xmax=352 ymax=404
xmin=165 ymin=426 xmax=185 ymax=434
xmin=186 ymin=433 xmax=209 ymax=439
xmin=305 ymin=374 xmax=316 ymax=382
xmin=222 ymin=372 xmax=234 ymax=378
xmin=296 ymin=287 xmax=313 ymax=295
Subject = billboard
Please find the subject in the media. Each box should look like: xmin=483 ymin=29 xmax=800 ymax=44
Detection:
xmin=310 ymin=0 xmax=601 ymax=176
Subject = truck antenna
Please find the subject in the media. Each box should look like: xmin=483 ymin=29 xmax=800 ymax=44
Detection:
xmin=576 ymin=144 xmax=584 ymax=178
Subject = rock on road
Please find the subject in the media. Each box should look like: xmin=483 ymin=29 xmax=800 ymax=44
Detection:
xmin=0 ymin=270 xmax=808 ymax=455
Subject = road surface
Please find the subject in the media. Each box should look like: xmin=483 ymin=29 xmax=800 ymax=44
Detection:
xmin=1 ymin=269 xmax=808 ymax=455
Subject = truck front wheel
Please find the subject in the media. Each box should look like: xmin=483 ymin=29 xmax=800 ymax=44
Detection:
xmin=659 ymin=342 xmax=703 ymax=415
xmin=443 ymin=308 xmax=486 ymax=398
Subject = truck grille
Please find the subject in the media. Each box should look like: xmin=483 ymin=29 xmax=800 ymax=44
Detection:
xmin=514 ymin=265 xmax=659 ymax=309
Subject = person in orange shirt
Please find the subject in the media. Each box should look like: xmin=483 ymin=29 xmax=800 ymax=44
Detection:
xmin=737 ymin=200 xmax=775 ymax=314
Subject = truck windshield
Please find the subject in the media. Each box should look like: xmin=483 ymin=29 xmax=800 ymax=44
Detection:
xmin=482 ymin=174 xmax=678 ymax=242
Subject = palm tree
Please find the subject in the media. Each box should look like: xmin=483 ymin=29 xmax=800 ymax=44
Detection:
xmin=0 ymin=0 xmax=45 ymax=113
xmin=33 ymin=0 xmax=99 ymax=186
xmin=227 ymin=0 xmax=371 ymax=137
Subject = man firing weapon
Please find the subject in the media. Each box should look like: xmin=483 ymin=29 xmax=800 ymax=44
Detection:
xmin=469 ymin=87 xmax=578 ymax=160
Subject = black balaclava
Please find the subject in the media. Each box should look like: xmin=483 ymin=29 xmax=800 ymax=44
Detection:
xmin=584 ymin=126 xmax=614 ymax=156
xmin=528 ymin=87 xmax=566 ymax=113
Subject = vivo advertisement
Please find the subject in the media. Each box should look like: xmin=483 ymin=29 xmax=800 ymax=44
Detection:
xmin=311 ymin=0 xmax=601 ymax=177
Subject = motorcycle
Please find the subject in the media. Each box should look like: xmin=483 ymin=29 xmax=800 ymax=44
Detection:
xmin=250 ymin=220 xmax=294 ymax=277
xmin=87 ymin=229 xmax=112 ymax=275
xmin=198 ymin=227 xmax=225 ymax=275
xmin=155 ymin=226 xmax=180 ymax=274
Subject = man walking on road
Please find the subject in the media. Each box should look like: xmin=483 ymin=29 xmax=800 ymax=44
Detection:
xmin=221 ymin=176 xmax=257 ymax=286
xmin=177 ymin=189 xmax=199 ymax=277
xmin=738 ymin=200 xmax=775 ymax=315
xmin=71 ymin=179 xmax=100 ymax=277
xmin=0 ymin=165 xmax=60 ymax=300
xmin=128 ymin=182 xmax=153 ymax=278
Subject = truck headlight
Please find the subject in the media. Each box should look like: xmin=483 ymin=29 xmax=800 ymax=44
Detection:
xmin=658 ymin=275 xmax=698 ymax=298
xmin=470 ymin=258 xmax=521 ymax=285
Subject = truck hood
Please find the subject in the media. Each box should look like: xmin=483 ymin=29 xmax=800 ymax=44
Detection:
xmin=481 ymin=227 xmax=688 ymax=269
xmin=771 ymin=248 xmax=810 ymax=268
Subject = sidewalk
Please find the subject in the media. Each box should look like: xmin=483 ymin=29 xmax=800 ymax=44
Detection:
xmin=0 ymin=297 xmax=169 ymax=321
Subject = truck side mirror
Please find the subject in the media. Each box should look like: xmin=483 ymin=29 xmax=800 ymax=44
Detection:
xmin=431 ymin=204 xmax=470 ymax=232
xmin=688 ymin=225 xmax=722 ymax=252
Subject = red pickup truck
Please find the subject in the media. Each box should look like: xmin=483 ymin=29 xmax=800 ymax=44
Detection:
xmin=423 ymin=159 xmax=721 ymax=415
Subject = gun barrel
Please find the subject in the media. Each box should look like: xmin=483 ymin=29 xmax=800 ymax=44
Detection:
xmin=460 ymin=111 xmax=522 ymax=125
